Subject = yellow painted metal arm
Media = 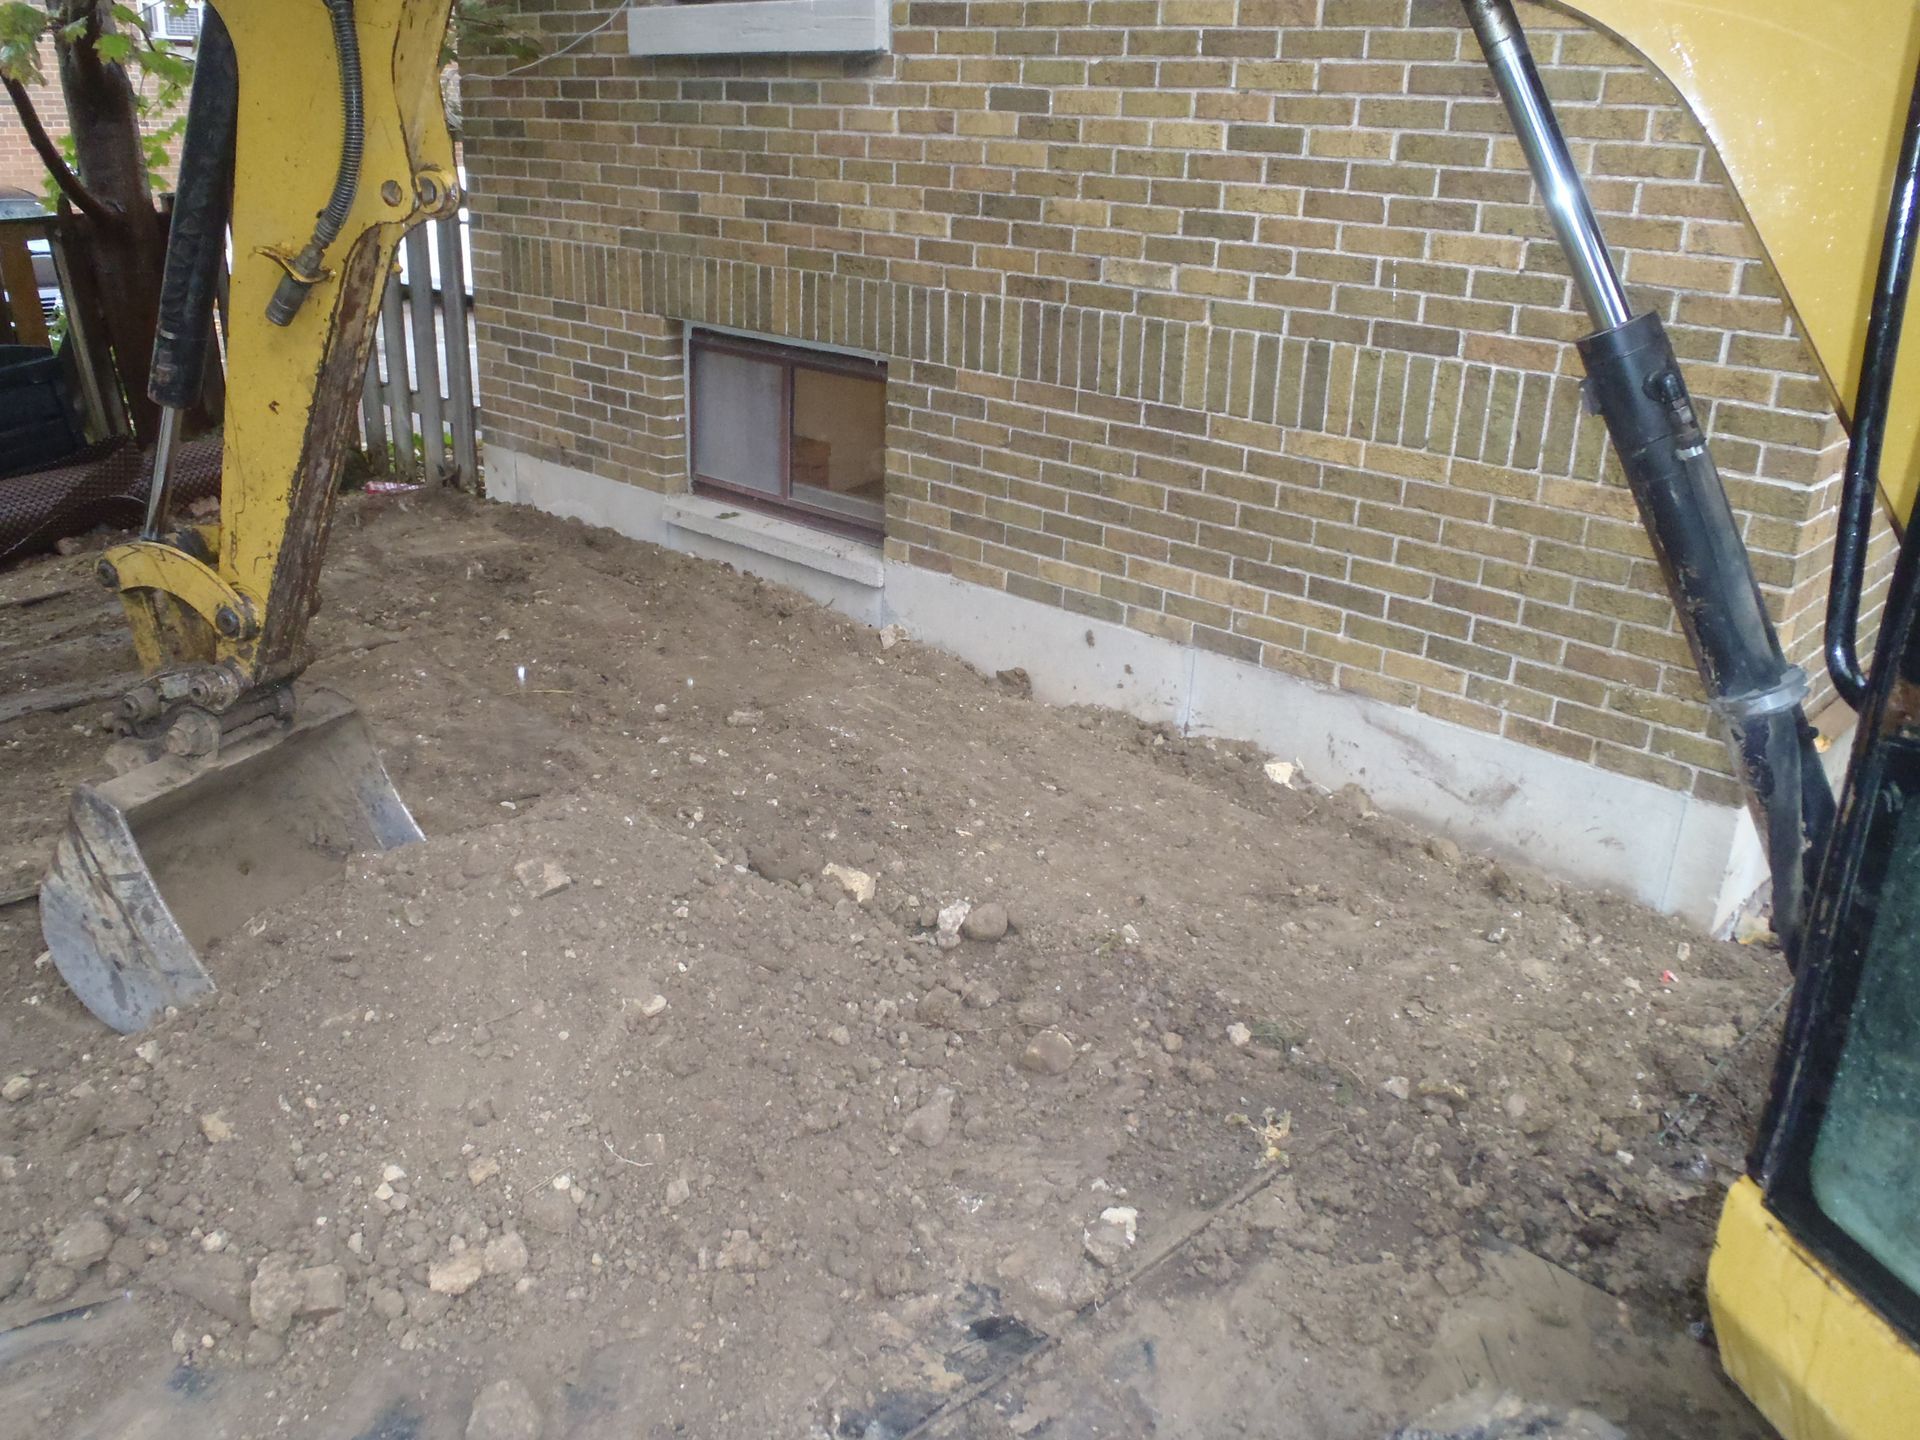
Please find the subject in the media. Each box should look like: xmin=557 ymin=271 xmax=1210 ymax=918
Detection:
xmin=105 ymin=0 xmax=457 ymax=687
xmin=1552 ymin=1 xmax=1920 ymax=528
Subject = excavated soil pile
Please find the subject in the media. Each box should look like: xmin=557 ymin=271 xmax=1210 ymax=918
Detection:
xmin=0 ymin=491 xmax=1779 ymax=1439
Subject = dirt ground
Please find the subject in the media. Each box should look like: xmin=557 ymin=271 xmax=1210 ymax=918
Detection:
xmin=0 ymin=490 xmax=1785 ymax=1439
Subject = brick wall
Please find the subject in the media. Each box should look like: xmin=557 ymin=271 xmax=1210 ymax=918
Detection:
xmin=464 ymin=0 xmax=1899 ymax=809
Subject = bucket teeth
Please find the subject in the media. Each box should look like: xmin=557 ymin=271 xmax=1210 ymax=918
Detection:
xmin=39 ymin=686 xmax=420 ymax=1033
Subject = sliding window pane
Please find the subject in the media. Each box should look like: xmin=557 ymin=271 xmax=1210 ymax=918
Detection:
xmin=691 ymin=347 xmax=783 ymax=496
xmin=792 ymin=365 xmax=885 ymax=527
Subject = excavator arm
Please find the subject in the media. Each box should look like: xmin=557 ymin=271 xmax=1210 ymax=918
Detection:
xmin=108 ymin=0 xmax=458 ymax=687
xmin=38 ymin=0 xmax=457 ymax=1033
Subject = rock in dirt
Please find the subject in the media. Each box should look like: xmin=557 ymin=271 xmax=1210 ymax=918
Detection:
xmin=961 ymin=901 xmax=1010 ymax=942
xmin=0 ymin=1252 xmax=26 ymax=1300
xmin=468 ymin=1155 xmax=501 ymax=1187
xmin=49 ymin=1217 xmax=113 ymax=1270
xmin=198 ymin=1112 xmax=235 ymax=1144
xmin=936 ymin=900 xmax=971 ymax=944
xmin=1227 ymin=1023 xmax=1253 ymax=1048
xmin=1381 ymin=1075 xmax=1412 ymax=1102
xmin=483 ymin=1231 xmax=529 ymax=1277
xmin=299 ymin=1264 xmax=347 ymax=1318
xmin=664 ymin=1176 xmax=691 ymax=1209
xmin=468 ymin=1376 xmax=543 ymax=1440
xmin=821 ymin=864 xmax=876 ymax=904
xmin=513 ymin=858 xmax=572 ymax=898
xmin=2 ymin=1074 xmax=31 ymax=1103
xmin=168 ymin=1253 xmax=251 ymax=1325
xmin=245 ymin=1330 xmax=286 ymax=1367
xmin=1083 ymin=1206 xmax=1138 ymax=1269
xmin=1018 ymin=1030 xmax=1076 ymax=1077
xmin=250 ymin=1255 xmax=342 ymax=1335
xmin=33 ymin=1265 xmax=76 ymax=1302
xmin=1424 ymin=835 xmax=1463 ymax=866
xmin=430 ymin=1249 xmax=487 ymax=1296
xmin=520 ymin=1190 xmax=575 ymax=1236
xmin=903 ymin=1088 xmax=954 ymax=1148
xmin=878 ymin=623 xmax=907 ymax=651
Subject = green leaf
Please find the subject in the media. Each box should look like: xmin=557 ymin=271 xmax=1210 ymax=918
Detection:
xmin=0 ymin=1 xmax=50 ymax=85
xmin=93 ymin=30 xmax=133 ymax=63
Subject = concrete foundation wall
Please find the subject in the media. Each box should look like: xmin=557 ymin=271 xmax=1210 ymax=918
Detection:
xmin=490 ymin=445 xmax=1767 ymax=931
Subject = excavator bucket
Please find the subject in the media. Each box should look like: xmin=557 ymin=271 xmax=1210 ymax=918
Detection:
xmin=38 ymin=687 xmax=421 ymax=1033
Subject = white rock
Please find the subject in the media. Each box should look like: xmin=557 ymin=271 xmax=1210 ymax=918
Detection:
xmin=1083 ymin=1206 xmax=1139 ymax=1270
xmin=198 ymin=1113 xmax=234 ymax=1144
xmin=1226 ymin=1023 xmax=1253 ymax=1048
xmin=513 ymin=858 xmax=571 ymax=898
xmin=1381 ymin=1075 xmax=1412 ymax=1102
xmin=200 ymin=1231 xmax=227 ymax=1253
xmin=936 ymin=900 xmax=972 ymax=938
xmin=878 ymin=623 xmax=908 ymax=651
xmin=638 ymin=994 xmax=668 ymax=1019
xmin=821 ymin=864 xmax=876 ymax=905
xmin=664 ymin=1176 xmax=691 ymax=1209
xmin=50 ymin=1217 xmax=113 ymax=1269
xmin=374 ymin=1182 xmax=395 ymax=1202
xmin=551 ymin=1173 xmax=571 ymax=1191
xmin=2 ymin=1075 xmax=31 ymax=1103
xmin=132 ymin=1041 xmax=159 ymax=1066
xmin=1263 ymin=758 xmax=1297 ymax=787
xmin=429 ymin=1250 xmax=486 ymax=1296
xmin=382 ymin=1164 xmax=407 ymax=1183
xmin=468 ymin=1156 xmax=501 ymax=1187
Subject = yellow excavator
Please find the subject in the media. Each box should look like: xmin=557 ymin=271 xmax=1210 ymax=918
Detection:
xmin=25 ymin=1 xmax=1920 ymax=1436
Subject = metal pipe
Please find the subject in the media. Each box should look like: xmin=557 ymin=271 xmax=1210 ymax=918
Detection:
xmin=142 ymin=406 xmax=179 ymax=540
xmin=1825 ymin=53 xmax=1920 ymax=709
xmin=1460 ymin=0 xmax=1632 ymax=331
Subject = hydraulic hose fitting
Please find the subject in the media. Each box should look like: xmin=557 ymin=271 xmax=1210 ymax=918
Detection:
xmin=266 ymin=0 xmax=365 ymax=326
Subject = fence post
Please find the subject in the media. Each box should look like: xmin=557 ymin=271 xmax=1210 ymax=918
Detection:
xmin=378 ymin=265 xmax=415 ymax=477
xmin=438 ymin=212 xmax=478 ymax=490
xmin=402 ymin=226 xmax=445 ymax=481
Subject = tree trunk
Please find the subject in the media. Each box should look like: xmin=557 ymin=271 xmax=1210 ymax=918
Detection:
xmin=55 ymin=0 xmax=165 ymax=443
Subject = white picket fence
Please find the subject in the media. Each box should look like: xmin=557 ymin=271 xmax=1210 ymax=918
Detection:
xmin=358 ymin=209 xmax=481 ymax=487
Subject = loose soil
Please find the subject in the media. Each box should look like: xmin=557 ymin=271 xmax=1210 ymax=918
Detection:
xmin=0 ymin=491 xmax=1782 ymax=1439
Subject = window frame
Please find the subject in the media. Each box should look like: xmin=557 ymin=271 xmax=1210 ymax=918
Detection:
xmin=686 ymin=328 xmax=887 ymax=544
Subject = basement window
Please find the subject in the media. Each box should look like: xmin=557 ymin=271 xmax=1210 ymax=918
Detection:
xmin=688 ymin=330 xmax=887 ymax=540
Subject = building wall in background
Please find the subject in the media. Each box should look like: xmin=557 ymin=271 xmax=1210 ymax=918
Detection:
xmin=460 ymin=0 xmax=1900 ymax=916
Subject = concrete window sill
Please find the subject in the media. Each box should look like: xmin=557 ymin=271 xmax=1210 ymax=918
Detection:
xmin=663 ymin=495 xmax=884 ymax=588
xmin=627 ymin=0 xmax=890 ymax=57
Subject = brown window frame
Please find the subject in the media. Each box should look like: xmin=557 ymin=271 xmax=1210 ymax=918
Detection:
xmin=687 ymin=329 xmax=887 ymax=542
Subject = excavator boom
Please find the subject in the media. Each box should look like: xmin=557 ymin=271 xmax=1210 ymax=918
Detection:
xmin=38 ymin=0 xmax=456 ymax=1032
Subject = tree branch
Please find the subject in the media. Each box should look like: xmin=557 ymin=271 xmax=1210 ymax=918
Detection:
xmin=3 ymin=73 xmax=116 ymax=224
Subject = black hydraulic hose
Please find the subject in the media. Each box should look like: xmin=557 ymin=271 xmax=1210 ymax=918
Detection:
xmin=1825 ymin=54 xmax=1920 ymax=709
xmin=148 ymin=5 xmax=237 ymax=409
xmin=265 ymin=0 xmax=365 ymax=326
xmin=314 ymin=0 xmax=365 ymax=250
xmin=1464 ymin=0 xmax=1834 ymax=964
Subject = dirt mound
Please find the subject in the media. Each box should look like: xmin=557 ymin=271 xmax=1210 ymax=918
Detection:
xmin=0 ymin=492 xmax=1780 ymax=1438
